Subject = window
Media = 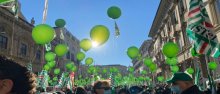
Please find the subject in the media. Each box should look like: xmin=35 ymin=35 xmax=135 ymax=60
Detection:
xmin=178 ymin=0 xmax=186 ymax=17
xmin=20 ymin=43 xmax=27 ymax=56
xmin=71 ymin=53 xmax=75 ymax=61
xmin=0 ymin=25 xmax=5 ymax=32
xmin=36 ymin=50 xmax=41 ymax=60
xmin=167 ymin=21 xmax=171 ymax=32
xmin=66 ymin=51 xmax=70 ymax=59
xmin=0 ymin=35 xmax=8 ymax=49
xmin=171 ymin=11 xmax=178 ymax=25
xmin=215 ymin=0 xmax=220 ymax=24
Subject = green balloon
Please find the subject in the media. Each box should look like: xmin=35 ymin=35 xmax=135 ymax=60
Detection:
xmin=166 ymin=57 xmax=178 ymax=65
xmin=107 ymin=6 xmax=121 ymax=19
xmin=66 ymin=62 xmax=74 ymax=70
xmin=149 ymin=63 xmax=157 ymax=72
xmin=137 ymin=53 xmax=143 ymax=61
xmin=157 ymin=76 xmax=164 ymax=82
xmin=141 ymin=70 xmax=147 ymax=75
xmin=64 ymin=72 xmax=69 ymax=77
xmin=80 ymin=39 xmax=92 ymax=52
xmin=162 ymin=42 xmax=179 ymax=58
xmin=90 ymin=25 xmax=110 ymax=46
xmin=48 ymin=61 xmax=56 ymax=68
xmin=49 ymin=80 xmax=53 ymax=84
xmin=32 ymin=24 xmax=56 ymax=45
xmin=0 ymin=0 xmax=9 ymax=3
xmin=171 ymin=65 xmax=179 ymax=73
xmin=43 ymin=64 xmax=50 ymax=71
xmin=103 ymin=68 xmax=107 ymax=73
xmin=45 ymin=52 xmax=56 ymax=62
xmin=85 ymin=57 xmax=93 ymax=65
xmin=111 ymin=67 xmax=118 ymax=73
xmin=128 ymin=67 xmax=134 ymax=73
xmin=144 ymin=57 xmax=153 ymax=67
xmin=110 ymin=67 xmax=117 ymax=73
xmin=186 ymin=68 xmax=194 ymax=74
xmin=76 ymin=52 xmax=86 ymax=61
xmin=70 ymin=66 xmax=77 ymax=72
xmin=127 ymin=46 xmax=139 ymax=59
xmin=208 ymin=62 xmax=218 ymax=70
xmin=88 ymin=66 xmax=97 ymax=74
xmin=53 ymin=77 xmax=58 ymax=81
xmin=54 ymin=68 xmax=60 ymax=75
xmin=145 ymin=77 xmax=151 ymax=81
xmin=190 ymin=47 xmax=200 ymax=57
xmin=54 ymin=44 xmax=69 ymax=57
xmin=55 ymin=19 xmax=66 ymax=28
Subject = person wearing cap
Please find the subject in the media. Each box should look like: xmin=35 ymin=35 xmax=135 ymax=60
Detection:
xmin=93 ymin=80 xmax=111 ymax=94
xmin=167 ymin=72 xmax=203 ymax=94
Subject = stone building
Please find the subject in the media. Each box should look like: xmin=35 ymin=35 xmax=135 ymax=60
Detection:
xmin=0 ymin=3 xmax=80 ymax=74
xmin=148 ymin=0 xmax=220 ymax=81
xmin=52 ymin=27 xmax=80 ymax=72
xmin=0 ymin=7 xmax=43 ymax=73
xmin=133 ymin=40 xmax=152 ymax=74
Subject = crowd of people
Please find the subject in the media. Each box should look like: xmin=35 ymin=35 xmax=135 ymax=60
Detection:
xmin=0 ymin=55 xmax=220 ymax=94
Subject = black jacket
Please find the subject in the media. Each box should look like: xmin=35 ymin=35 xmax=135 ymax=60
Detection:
xmin=181 ymin=85 xmax=203 ymax=94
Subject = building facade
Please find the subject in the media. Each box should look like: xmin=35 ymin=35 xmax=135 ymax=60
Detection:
xmin=52 ymin=27 xmax=80 ymax=72
xmin=148 ymin=0 xmax=220 ymax=81
xmin=133 ymin=40 xmax=152 ymax=74
xmin=0 ymin=7 xmax=44 ymax=73
xmin=0 ymin=3 xmax=80 ymax=74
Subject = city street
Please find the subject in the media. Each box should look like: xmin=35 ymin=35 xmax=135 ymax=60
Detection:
xmin=0 ymin=0 xmax=220 ymax=94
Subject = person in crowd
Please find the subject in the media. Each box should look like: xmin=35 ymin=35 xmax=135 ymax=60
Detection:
xmin=118 ymin=88 xmax=130 ymax=94
xmin=129 ymin=86 xmax=143 ymax=94
xmin=93 ymin=80 xmax=111 ymax=94
xmin=155 ymin=85 xmax=164 ymax=94
xmin=115 ymin=86 xmax=121 ymax=94
xmin=167 ymin=72 xmax=202 ymax=94
xmin=162 ymin=84 xmax=171 ymax=94
xmin=75 ymin=87 xmax=87 ymax=94
xmin=217 ymin=83 xmax=220 ymax=94
xmin=0 ymin=55 xmax=37 ymax=94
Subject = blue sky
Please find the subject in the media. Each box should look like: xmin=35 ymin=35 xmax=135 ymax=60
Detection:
xmin=19 ymin=0 xmax=160 ymax=66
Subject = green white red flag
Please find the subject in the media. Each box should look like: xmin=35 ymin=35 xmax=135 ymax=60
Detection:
xmin=187 ymin=0 xmax=220 ymax=58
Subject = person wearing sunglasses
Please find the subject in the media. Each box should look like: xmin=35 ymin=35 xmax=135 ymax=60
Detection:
xmin=93 ymin=80 xmax=111 ymax=94
xmin=0 ymin=56 xmax=36 ymax=94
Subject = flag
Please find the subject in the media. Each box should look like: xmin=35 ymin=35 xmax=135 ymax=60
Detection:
xmin=38 ymin=70 xmax=49 ymax=91
xmin=27 ymin=63 xmax=32 ymax=72
xmin=208 ymin=73 xmax=217 ymax=94
xmin=57 ymin=73 xmax=66 ymax=88
xmin=11 ymin=0 xmax=18 ymax=18
xmin=115 ymin=21 xmax=120 ymax=37
xmin=0 ymin=0 xmax=18 ymax=18
xmin=187 ymin=0 xmax=220 ymax=58
xmin=66 ymin=72 xmax=74 ymax=91
xmin=194 ymin=67 xmax=205 ymax=91
xmin=42 ymin=0 xmax=48 ymax=24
